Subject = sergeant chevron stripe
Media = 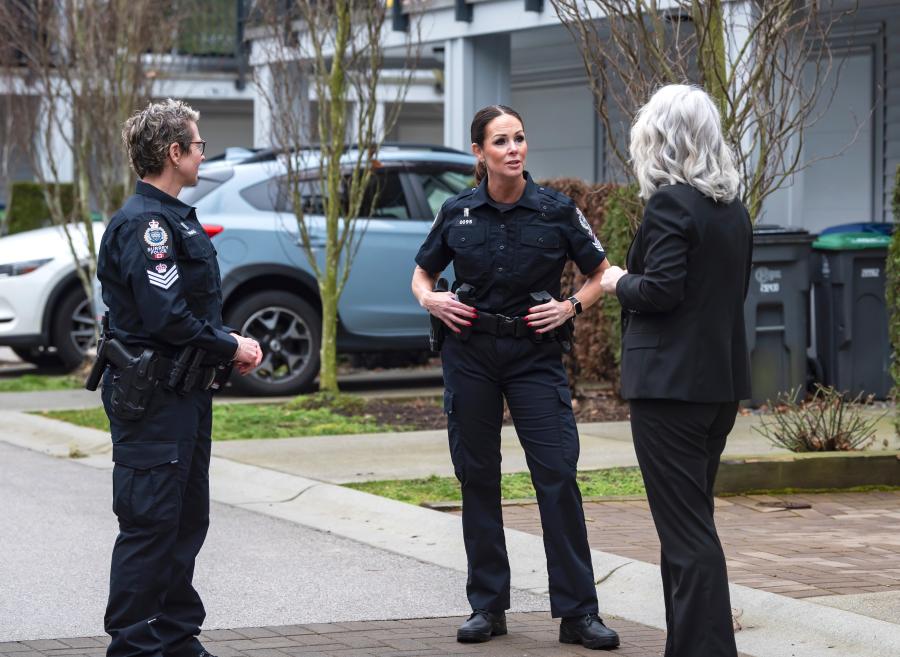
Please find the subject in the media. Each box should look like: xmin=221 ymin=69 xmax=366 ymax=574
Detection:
xmin=146 ymin=265 xmax=179 ymax=290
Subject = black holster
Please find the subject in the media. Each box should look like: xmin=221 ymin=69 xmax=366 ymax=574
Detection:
xmin=107 ymin=343 xmax=158 ymax=421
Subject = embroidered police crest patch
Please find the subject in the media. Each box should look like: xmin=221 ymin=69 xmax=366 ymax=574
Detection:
xmin=576 ymin=207 xmax=604 ymax=252
xmin=141 ymin=218 xmax=170 ymax=260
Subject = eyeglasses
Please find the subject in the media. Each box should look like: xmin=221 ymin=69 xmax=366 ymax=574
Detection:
xmin=190 ymin=140 xmax=207 ymax=156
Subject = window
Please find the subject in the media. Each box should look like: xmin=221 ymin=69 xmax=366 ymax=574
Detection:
xmin=360 ymin=172 xmax=410 ymax=219
xmin=240 ymin=176 xmax=324 ymax=215
xmin=415 ymin=169 xmax=476 ymax=217
xmin=179 ymin=168 xmax=234 ymax=205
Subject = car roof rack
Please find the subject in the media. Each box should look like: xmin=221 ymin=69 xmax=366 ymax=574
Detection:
xmin=240 ymin=142 xmax=468 ymax=164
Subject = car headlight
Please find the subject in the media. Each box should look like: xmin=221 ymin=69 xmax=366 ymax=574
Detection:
xmin=0 ymin=258 xmax=54 ymax=278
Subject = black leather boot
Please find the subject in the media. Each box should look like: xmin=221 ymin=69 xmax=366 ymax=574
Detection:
xmin=559 ymin=613 xmax=620 ymax=650
xmin=456 ymin=609 xmax=508 ymax=643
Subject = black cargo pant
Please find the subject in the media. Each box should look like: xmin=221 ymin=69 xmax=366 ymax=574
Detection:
xmin=442 ymin=332 xmax=598 ymax=618
xmin=102 ymin=371 xmax=213 ymax=657
xmin=629 ymin=399 xmax=739 ymax=657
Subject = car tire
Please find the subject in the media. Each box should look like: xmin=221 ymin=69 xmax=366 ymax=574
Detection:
xmin=11 ymin=346 xmax=64 ymax=369
xmin=225 ymin=291 xmax=321 ymax=396
xmin=13 ymin=288 xmax=96 ymax=371
xmin=51 ymin=287 xmax=97 ymax=370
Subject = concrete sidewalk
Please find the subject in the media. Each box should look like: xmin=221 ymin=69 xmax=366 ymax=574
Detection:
xmin=3 ymin=410 xmax=899 ymax=657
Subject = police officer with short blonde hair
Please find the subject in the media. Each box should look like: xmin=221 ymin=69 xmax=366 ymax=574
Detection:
xmin=97 ymin=99 xmax=261 ymax=657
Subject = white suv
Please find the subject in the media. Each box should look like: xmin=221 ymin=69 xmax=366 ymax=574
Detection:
xmin=0 ymin=223 xmax=103 ymax=368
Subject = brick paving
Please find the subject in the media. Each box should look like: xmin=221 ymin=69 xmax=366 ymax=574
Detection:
xmin=500 ymin=491 xmax=900 ymax=599
xmin=0 ymin=613 xmax=677 ymax=657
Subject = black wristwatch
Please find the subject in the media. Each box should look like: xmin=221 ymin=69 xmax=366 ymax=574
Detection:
xmin=567 ymin=295 xmax=583 ymax=316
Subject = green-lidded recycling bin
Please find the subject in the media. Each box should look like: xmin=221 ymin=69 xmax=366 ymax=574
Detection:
xmin=811 ymin=231 xmax=893 ymax=399
xmin=744 ymin=226 xmax=814 ymax=406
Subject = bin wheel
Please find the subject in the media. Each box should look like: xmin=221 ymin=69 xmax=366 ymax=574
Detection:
xmin=806 ymin=356 xmax=824 ymax=393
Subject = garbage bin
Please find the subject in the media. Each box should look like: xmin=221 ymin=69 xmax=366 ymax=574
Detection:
xmin=811 ymin=231 xmax=893 ymax=399
xmin=819 ymin=222 xmax=894 ymax=237
xmin=744 ymin=225 xmax=814 ymax=406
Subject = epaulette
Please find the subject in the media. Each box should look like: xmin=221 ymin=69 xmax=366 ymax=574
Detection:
xmin=443 ymin=186 xmax=477 ymax=210
xmin=537 ymin=185 xmax=572 ymax=206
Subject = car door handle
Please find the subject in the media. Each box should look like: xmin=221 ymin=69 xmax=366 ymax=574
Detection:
xmin=298 ymin=237 xmax=327 ymax=249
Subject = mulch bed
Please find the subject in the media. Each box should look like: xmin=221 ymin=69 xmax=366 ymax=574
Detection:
xmin=355 ymin=387 xmax=630 ymax=431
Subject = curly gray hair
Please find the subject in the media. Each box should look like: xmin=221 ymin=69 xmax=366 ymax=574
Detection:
xmin=122 ymin=99 xmax=200 ymax=178
xmin=630 ymin=84 xmax=739 ymax=203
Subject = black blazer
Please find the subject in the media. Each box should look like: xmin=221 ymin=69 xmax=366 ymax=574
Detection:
xmin=616 ymin=184 xmax=753 ymax=402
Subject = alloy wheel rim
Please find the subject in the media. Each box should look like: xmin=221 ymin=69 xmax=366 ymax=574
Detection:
xmin=241 ymin=305 xmax=313 ymax=385
xmin=69 ymin=297 xmax=97 ymax=354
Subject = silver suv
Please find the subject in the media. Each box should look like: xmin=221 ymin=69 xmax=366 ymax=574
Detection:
xmin=181 ymin=145 xmax=474 ymax=395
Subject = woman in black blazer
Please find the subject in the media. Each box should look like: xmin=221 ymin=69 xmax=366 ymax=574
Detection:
xmin=600 ymin=84 xmax=752 ymax=657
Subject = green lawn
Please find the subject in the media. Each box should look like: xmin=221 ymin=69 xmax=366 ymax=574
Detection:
xmin=345 ymin=467 xmax=646 ymax=506
xmin=0 ymin=374 xmax=83 ymax=392
xmin=38 ymin=401 xmax=408 ymax=440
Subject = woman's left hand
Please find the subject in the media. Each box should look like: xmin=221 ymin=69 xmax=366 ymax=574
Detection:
xmin=524 ymin=299 xmax=574 ymax=334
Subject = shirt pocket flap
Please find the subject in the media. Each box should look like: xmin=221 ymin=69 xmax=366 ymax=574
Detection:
xmin=180 ymin=235 xmax=214 ymax=259
xmin=624 ymin=332 xmax=660 ymax=350
xmin=521 ymin=226 xmax=560 ymax=249
xmin=112 ymin=441 xmax=179 ymax=470
xmin=448 ymin=226 xmax=486 ymax=247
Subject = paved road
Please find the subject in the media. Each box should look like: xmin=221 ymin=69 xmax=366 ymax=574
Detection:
xmin=0 ymin=441 xmax=547 ymax=642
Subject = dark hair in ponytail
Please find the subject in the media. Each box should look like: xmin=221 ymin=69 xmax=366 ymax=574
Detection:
xmin=470 ymin=104 xmax=524 ymax=185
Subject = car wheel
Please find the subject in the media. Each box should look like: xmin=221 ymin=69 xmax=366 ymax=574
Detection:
xmin=51 ymin=288 xmax=97 ymax=370
xmin=225 ymin=291 xmax=321 ymax=396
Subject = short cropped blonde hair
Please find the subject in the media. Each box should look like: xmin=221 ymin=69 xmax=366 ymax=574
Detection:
xmin=630 ymin=84 xmax=739 ymax=203
xmin=122 ymin=99 xmax=200 ymax=178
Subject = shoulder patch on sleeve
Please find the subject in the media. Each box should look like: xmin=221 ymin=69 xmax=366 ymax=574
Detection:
xmin=575 ymin=206 xmax=605 ymax=252
xmin=137 ymin=216 xmax=172 ymax=261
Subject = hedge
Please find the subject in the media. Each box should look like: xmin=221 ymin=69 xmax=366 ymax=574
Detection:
xmin=537 ymin=178 xmax=643 ymax=395
xmin=888 ymin=164 xmax=900 ymax=434
xmin=5 ymin=182 xmax=75 ymax=235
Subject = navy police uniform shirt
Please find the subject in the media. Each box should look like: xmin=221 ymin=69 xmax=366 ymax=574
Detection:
xmin=415 ymin=172 xmax=607 ymax=316
xmin=97 ymin=180 xmax=237 ymax=359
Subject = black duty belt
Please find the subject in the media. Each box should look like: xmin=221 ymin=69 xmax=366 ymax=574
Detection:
xmin=109 ymin=350 xmax=216 ymax=392
xmin=470 ymin=311 xmax=557 ymax=342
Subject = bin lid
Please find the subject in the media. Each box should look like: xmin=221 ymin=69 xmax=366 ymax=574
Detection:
xmin=819 ymin=222 xmax=895 ymax=236
xmin=812 ymin=231 xmax=892 ymax=251
xmin=753 ymin=224 xmax=814 ymax=245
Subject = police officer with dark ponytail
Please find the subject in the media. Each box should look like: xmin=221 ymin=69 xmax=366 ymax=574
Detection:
xmin=411 ymin=105 xmax=620 ymax=650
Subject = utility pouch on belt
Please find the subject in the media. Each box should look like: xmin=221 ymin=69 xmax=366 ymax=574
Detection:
xmin=455 ymin=283 xmax=476 ymax=343
xmin=428 ymin=278 xmax=449 ymax=353
xmin=530 ymin=291 xmax=574 ymax=354
xmin=107 ymin=344 xmax=158 ymax=421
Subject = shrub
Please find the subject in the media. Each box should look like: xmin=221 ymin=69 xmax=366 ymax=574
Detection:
xmin=752 ymin=384 xmax=884 ymax=452
xmin=537 ymin=178 xmax=642 ymax=394
xmin=5 ymin=182 xmax=75 ymax=235
xmin=889 ymin=164 xmax=900 ymax=435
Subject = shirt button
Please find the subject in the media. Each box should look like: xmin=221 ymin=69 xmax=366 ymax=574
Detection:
xmin=499 ymin=244 xmax=505 ymax=250
xmin=500 ymin=224 xmax=505 ymax=229
xmin=460 ymin=236 xmax=466 ymax=242
xmin=497 ymin=267 xmax=504 ymax=272
xmin=538 ymin=237 xmax=544 ymax=244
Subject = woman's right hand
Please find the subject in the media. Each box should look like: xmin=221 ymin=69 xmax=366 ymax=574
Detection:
xmin=421 ymin=291 xmax=477 ymax=334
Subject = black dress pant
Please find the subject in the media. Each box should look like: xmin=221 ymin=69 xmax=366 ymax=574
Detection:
xmin=102 ymin=375 xmax=213 ymax=657
xmin=629 ymin=399 xmax=739 ymax=657
xmin=442 ymin=332 xmax=598 ymax=618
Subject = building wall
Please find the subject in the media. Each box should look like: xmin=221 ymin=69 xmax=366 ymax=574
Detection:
xmin=189 ymin=99 xmax=254 ymax=159
xmin=884 ymin=10 xmax=900 ymax=222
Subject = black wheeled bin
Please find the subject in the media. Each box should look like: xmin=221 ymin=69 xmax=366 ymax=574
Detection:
xmin=811 ymin=232 xmax=893 ymax=399
xmin=744 ymin=225 xmax=815 ymax=406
